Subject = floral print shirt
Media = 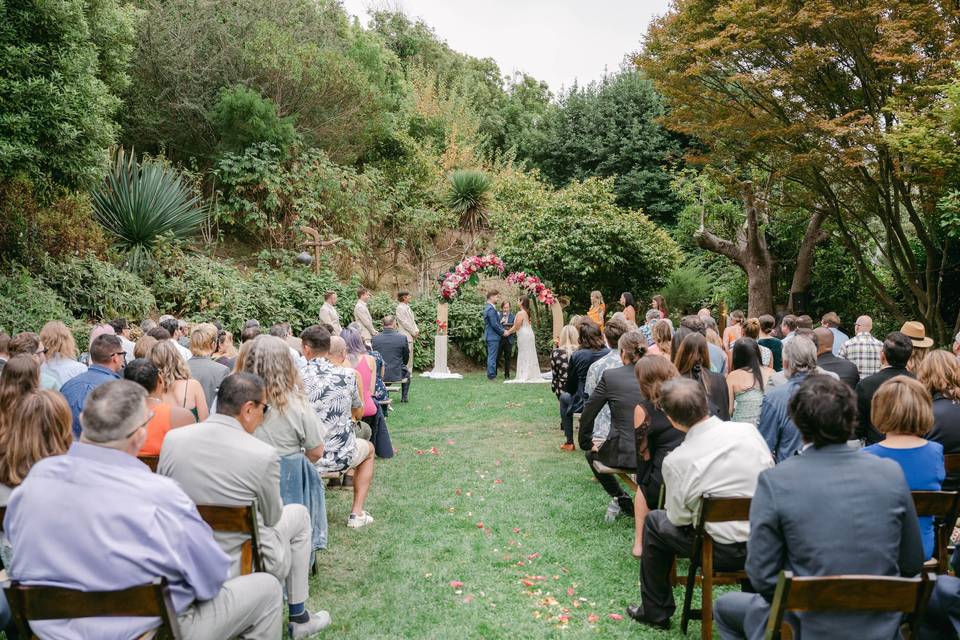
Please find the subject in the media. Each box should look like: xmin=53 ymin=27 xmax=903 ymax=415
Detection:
xmin=301 ymin=357 xmax=362 ymax=472
xmin=550 ymin=348 xmax=572 ymax=398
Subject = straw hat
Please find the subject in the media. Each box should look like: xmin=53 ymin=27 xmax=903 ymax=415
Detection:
xmin=900 ymin=321 xmax=934 ymax=348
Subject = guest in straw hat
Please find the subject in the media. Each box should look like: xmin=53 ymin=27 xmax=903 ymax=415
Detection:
xmin=901 ymin=321 xmax=934 ymax=373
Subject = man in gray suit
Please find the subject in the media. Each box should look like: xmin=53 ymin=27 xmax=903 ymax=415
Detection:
xmin=371 ymin=316 xmax=410 ymax=402
xmin=714 ymin=375 xmax=923 ymax=640
xmin=159 ymin=373 xmax=331 ymax=639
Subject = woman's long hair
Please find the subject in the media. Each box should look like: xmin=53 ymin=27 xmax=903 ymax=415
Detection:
xmin=519 ymin=295 xmax=531 ymax=316
xmin=635 ymin=354 xmax=680 ymax=408
xmin=652 ymin=321 xmax=673 ymax=357
xmin=618 ymin=331 xmax=647 ymax=365
xmin=0 ymin=355 xmax=40 ymax=416
xmin=652 ymin=294 xmax=668 ymax=317
xmin=239 ymin=335 xmax=303 ymax=414
xmin=591 ymin=291 xmax=604 ymax=307
xmin=732 ymin=337 xmax=764 ymax=392
xmin=578 ymin=321 xmax=606 ymax=350
xmin=149 ymin=340 xmax=191 ymax=390
xmin=673 ymin=332 xmax=714 ymax=396
xmin=557 ymin=325 xmax=579 ymax=355
xmin=0 ymin=389 xmax=72 ymax=487
xmin=40 ymin=321 xmax=78 ymax=360
xmin=917 ymin=350 xmax=960 ymax=401
xmin=621 ymin=292 xmax=636 ymax=313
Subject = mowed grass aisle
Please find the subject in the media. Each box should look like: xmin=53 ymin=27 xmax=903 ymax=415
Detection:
xmin=311 ymin=372 xmax=692 ymax=639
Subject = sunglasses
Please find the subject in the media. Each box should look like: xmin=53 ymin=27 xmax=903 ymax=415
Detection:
xmin=253 ymin=401 xmax=270 ymax=416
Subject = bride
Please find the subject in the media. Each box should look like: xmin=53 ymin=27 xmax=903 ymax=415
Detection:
xmin=504 ymin=295 xmax=548 ymax=384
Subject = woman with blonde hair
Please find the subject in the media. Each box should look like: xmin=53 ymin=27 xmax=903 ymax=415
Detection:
xmin=917 ymin=350 xmax=960 ymax=489
xmin=39 ymin=321 xmax=86 ymax=386
xmin=587 ymin=291 xmax=606 ymax=330
xmin=240 ymin=336 xmax=324 ymax=462
xmin=149 ymin=340 xmax=207 ymax=421
xmin=134 ymin=335 xmax=158 ymax=359
xmin=648 ymin=321 xmax=673 ymax=358
xmin=551 ymin=325 xmax=579 ymax=401
xmin=0 ymin=389 xmax=72 ymax=504
xmin=863 ymin=376 xmax=943 ymax=559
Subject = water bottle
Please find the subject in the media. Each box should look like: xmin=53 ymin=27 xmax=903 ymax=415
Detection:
xmin=604 ymin=498 xmax=621 ymax=523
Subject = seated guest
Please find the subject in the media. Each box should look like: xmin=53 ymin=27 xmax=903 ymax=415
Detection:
xmin=767 ymin=329 xmax=838 ymax=389
xmin=187 ymin=322 xmax=230 ymax=411
xmin=714 ymin=376 xmax=923 ymax=640
xmin=561 ymin=322 xmax=610 ymax=451
xmin=59 ymin=333 xmax=125 ymax=437
xmin=160 ymin=316 xmax=194 ymax=363
xmin=6 ymin=380 xmax=283 ymax=638
xmin=584 ymin=319 xmax=631 ymax=444
xmin=757 ymin=337 xmax=819 ymax=461
xmin=551 ymin=325 xmax=579 ymax=399
xmin=649 ymin=320 xmax=673 ymax=359
xmin=235 ymin=336 xmax=324 ymax=463
xmin=270 ymin=322 xmax=307 ymax=368
xmin=863 ymin=376 xmax=944 ymax=560
xmin=579 ymin=329 xmax=643 ymax=520
xmin=739 ymin=318 xmax=772 ymax=369
xmin=159 ymin=373 xmax=330 ymax=637
xmin=631 ymin=355 xmax=684 ymax=558
xmin=814 ymin=326 xmax=860 ymax=388
xmin=241 ymin=325 xmax=261 ymax=344
xmin=134 ymin=334 xmax=158 ymax=359
xmin=856 ymin=331 xmax=914 ymax=444
xmin=757 ymin=315 xmax=783 ymax=372
xmin=918 ymin=351 xmax=960 ymax=490
xmin=680 ymin=315 xmax=727 ymax=374
xmin=123 ymin=358 xmax=195 ymax=456
xmin=839 ymin=315 xmax=884 ymax=379
xmin=147 ymin=325 xmax=172 ymax=342
xmin=820 ymin=311 xmax=848 ymax=356
xmin=726 ymin=338 xmax=769 ymax=426
xmin=213 ymin=329 xmax=239 ymax=369
xmin=371 ymin=315 xmax=410 ymax=402
xmin=0 ymin=355 xmax=40 ymax=419
xmin=343 ymin=325 xmax=393 ymax=458
xmin=109 ymin=317 xmax=137 ymax=363
xmin=39 ymin=320 xmax=87 ymax=386
xmin=626 ymin=377 xmax=773 ymax=629
xmin=639 ymin=308 xmax=660 ymax=347
xmin=8 ymin=331 xmax=60 ymax=390
xmin=920 ymin=549 xmax=960 ymax=639
xmin=300 ymin=327 xmax=376 ymax=528
xmin=673 ymin=331 xmax=730 ymax=420
xmin=151 ymin=339 xmax=208 ymax=422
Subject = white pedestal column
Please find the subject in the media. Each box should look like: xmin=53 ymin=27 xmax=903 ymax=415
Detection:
xmin=421 ymin=335 xmax=462 ymax=379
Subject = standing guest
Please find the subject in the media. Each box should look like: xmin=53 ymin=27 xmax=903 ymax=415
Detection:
xmin=123 ymin=358 xmax=195 ymax=456
xmin=395 ymin=290 xmax=419 ymax=373
xmin=673 ymin=332 xmax=730 ymax=420
xmin=560 ymin=322 xmax=610 ymax=451
xmin=8 ymin=380 xmax=284 ymax=639
xmin=550 ymin=325 xmax=579 ymax=401
xmin=813 ymin=326 xmax=860 ymax=389
xmin=8 ymin=332 xmax=60 ymax=390
xmin=722 ymin=310 xmax=745 ymax=354
xmin=147 ymin=326 xmax=172 ymax=342
xmin=188 ymin=322 xmax=230 ymax=411
xmin=158 ymin=374 xmax=328 ymax=638
xmin=839 ymin=315 xmax=884 ymax=379
xmin=651 ymin=294 xmax=668 ymax=320
xmin=713 ymin=376 xmax=923 ymax=640
xmin=917 ymin=351 xmax=960 ymax=491
xmin=151 ymin=339 xmax=208 ymax=422
xmin=625 ymin=378 xmax=773 ymax=630
xmin=631 ymin=355 xmax=684 ymax=558
xmin=726 ymin=338 xmax=768 ymax=426
xmin=588 ymin=291 xmax=607 ymax=329
xmin=134 ymin=334 xmax=158 ymax=359
xmin=579 ymin=330 xmax=645 ymax=522
xmin=300 ymin=329 xmax=376 ymax=527
xmin=160 ymin=317 xmax=194 ymax=363
xmin=856 ymin=331 xmax=914 ymax=444
xmin=584 ymin=319 xmax=631 ymax=444
xmin=79 ymin=322 xmax=116 ymax=366
xmin=739 ymin=318 xmax=772 ymax=369
xmin=499 ymin=301 xmax=516 ymax=380
xmin=901 ymin=320 xmax=934 ymax=372
xmin=697 ymin=308 xmax=714 ymax=324
xmin=319 ymin=290 xmax=343 ymax=335
xmin=757 ymin=315 xmax=783 ymax=372
xmin=779 ymin=314 xmax=798 ymax=346
xmin=372 ymin=316 xmax=411 ymax=402
xmin=39 ymin=320 xmax=87 ymax=386
xmin=649 ymin=321 xmax=673 ymax=358
xmin=620 ymin=292 xmax=637 ymax=326
xmin=213 ymin=329 xmax=239 ymax=369
xmin=59 ymin=333 xmax=125 ymax=437
xmin=353 ymin=287 xmax=378 ymax=342
xmin=756 ymin=337 xmax=818 ymax=461
xmin=820 ymin=312 xmax=848 ymax=356
xmin=0 ymin=331 xmax=10 ymax=371
xmin=109 ymin=318 xmax=137 ymax=363
xmin=863 ymin=376 xmax=944 ymax=560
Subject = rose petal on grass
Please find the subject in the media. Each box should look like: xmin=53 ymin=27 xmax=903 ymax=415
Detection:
xmin=558 ymin=614 xmax=570 ymax=623
xmin=587 ymin=613 xmax=599 ymax=623
xmin=430 ymin=447 xmax=439 ymax=454
xmin=463 ymin=594 xmax=474 ymax=603
xmin=494 ymin=479 xmax=503 ymax=484
xmin=449 ymin=580 xmax=463 ymax=588
xmin=567 ymin=587 xmax=575 ymax=597
xmin=608 ymin=613 xmax=623 ymax=621
xmin=512 ymin=527 xmax=521 ymax=533
xmin=521 ymin=579 xmax=535 ymax=587
xmin=527 ymin=552 xmax=540 ymax=560
xmin=476 ymin=522 xmax=484 ymax=529
xmin=416 ymin=450 xmax=424 ymax=455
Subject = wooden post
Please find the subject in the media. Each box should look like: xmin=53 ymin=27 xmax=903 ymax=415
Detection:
xmin=300 ymin=227 xmax=343 ymax=274
xmin=551 ymin=302 xmax=563 ymax=340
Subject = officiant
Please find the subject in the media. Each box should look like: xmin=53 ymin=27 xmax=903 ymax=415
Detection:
xmin=499 ymin=300 xmax=516 ymax=380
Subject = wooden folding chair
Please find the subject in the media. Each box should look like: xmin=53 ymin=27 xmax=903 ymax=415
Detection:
xmin=137 ymin=455 xmax=159 ymax=472
xmin=763 ymin=570 xmax=935 ymax=640
xmin=196 ymin=503 xmax=263 ymax=575
xmin=589 ymin=459 xmax=639 ymax=493
xmin=945 ymin=453 xmax=960 ymax=476
xmin=3 ymin=576 xmax=182 ymax=640
xmin=680 ymin=496 xmax=752 ymax=639
xmin=912 ymin=490 xmax=960 ymax=574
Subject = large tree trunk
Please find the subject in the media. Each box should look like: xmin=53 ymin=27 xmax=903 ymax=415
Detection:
xmin=788 ymin=211 xmax=829 ymax=313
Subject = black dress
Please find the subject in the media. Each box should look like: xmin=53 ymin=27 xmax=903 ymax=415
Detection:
xmin=636 ymin=398 xmax=685 ymax=510
xmin=927 ymin=393 xmax=960 ymax=490
xmin=682 ymin=366 xmax=730 ymax=421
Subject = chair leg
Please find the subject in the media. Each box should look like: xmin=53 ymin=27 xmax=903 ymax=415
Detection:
xmin=701 ymin=538 xmax=714 ymax=640
xmin=680 ymin=537 xmax=703 ymax=634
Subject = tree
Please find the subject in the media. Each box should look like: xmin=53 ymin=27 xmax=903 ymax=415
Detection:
xmin=0 ymin=0 xmax=137 ymax=189
xmin=525 ymin=71 xmax=683 ymax=223
xmin=639 ymin=0 xmax=960 ymax=341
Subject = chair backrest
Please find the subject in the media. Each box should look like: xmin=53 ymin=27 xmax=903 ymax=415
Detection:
xmin=763 ymin=571 xmax=935 ymax=640
xmin=196 ymin=503 xmax=263 ymax=575
xmin=138 ymin=455 xmax=159 ymax=472
xmin=698 ymin=496 xmax=752 ymax=531
xmin=911 ymin=490 xmax=960 ymax=572
xmin=3 ymin=576 xmax=182 ymax=640
xmin=945 ymin=453 xmax=960 ymax=476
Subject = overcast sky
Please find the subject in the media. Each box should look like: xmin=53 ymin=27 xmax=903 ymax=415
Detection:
xmin=339 ymin=0 xmax=672 ymax=95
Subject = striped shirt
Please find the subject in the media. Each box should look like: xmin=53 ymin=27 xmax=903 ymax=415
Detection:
xmin=839 ymin=332 xmax=883 ymax=379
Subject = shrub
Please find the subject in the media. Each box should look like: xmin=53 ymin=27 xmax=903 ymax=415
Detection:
xmin=0 ymin=268 xmax=75 ymax=335
xmin=209 ymin=85 xmax=298 ymax=156
xmin=661 ymin=263 xmax=713 ymax=316
xmin=39 ymin=255 xmax=155 ymax=321
xmin=447 ymin=169 xmax=491 ymax=231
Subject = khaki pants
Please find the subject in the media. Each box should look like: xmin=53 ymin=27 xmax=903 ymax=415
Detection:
xmin=178 ymin=573 xmax=282 ymax=640
xmin=261 ymin=504 xmax=312 ymax=605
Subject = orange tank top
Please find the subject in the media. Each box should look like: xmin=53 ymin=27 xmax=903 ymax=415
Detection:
xmin=139 ymin=403 xmax=173 ymax=456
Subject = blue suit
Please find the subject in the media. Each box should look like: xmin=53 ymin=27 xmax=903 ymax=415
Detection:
xmin=483 ymin=303 xmax=505 ymax=379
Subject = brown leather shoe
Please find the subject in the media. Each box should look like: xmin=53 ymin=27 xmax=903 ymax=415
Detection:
xmin=560 ymin=443 xmax=576 ymax=452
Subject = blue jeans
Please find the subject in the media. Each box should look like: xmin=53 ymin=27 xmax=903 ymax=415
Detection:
xmin=486 ymin=339 xmax=501 ymax=379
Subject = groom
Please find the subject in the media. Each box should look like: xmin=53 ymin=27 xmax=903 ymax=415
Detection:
xmin=483 ymin=290 xmax=505 ymax=380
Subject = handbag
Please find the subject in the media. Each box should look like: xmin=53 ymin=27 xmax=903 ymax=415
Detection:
xmin=352 ymin=419 xmax=372 ymax=441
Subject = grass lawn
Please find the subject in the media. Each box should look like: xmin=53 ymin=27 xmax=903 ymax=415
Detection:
xmin=311 ymin=372 xmax=713 ymax=639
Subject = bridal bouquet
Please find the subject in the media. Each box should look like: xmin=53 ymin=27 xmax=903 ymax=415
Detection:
xmin=438 ymin=254 xmax=506 ymax=301
xmin=506 ymin=272 xmax=557 ymax=306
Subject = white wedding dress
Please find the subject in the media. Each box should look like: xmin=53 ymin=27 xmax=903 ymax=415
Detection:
xmin=506 ymin=318 xmax=548 ymax=384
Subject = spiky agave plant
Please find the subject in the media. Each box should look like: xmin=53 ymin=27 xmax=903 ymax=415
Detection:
xmin=91 ymin=148 xmax=207 ymax=272
xmin=446 ymin=169 xmax=491 ymax=232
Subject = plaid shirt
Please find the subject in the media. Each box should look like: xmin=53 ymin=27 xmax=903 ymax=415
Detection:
xmin=838 ymin=332 xmax=883 ymax=379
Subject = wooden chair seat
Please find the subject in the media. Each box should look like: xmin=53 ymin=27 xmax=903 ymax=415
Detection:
xmin=195 ymin=503 xmax=263 ymax=575
xmin=912 ymin=490 xmax=960 ymax=574
xmin=138 ymin=455 xmax=159 ymax=472
xmin=589 ymin=460 xmax=639 ymax=493
xmin=3 ymin=576 xmax=182 ymax=640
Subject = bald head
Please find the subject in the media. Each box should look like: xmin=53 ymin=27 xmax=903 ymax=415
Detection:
xmin=813 ymin=327 xmax=834 ymax=356
xmin=856 ymin=316 xmax=873 ymax=334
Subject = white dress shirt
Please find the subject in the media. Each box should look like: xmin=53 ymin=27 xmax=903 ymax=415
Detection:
xmin=661 ymin=415 xmax=774 ymax=545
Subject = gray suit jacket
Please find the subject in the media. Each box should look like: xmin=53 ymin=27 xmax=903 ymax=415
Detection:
xmin=158 ymin=414 xmax=287 ymax=578
xmin=742 ymin=444 xmax=923 ymax=639
xmin=187 ymin=356 xmax=229 ymax=411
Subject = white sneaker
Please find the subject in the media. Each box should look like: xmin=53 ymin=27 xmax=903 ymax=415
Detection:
xmin=347 ymin=511 xmax=374 ymax=528
xmin=289 ymin=610 xmax=332 ymax=639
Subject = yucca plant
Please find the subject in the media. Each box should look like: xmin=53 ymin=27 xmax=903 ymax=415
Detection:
xmin=91 ymin=148 xmax=207 ymax=272
xmin=446 ymin=169 xmax=492 ymax=232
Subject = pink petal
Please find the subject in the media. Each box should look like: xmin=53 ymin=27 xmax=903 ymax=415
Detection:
xmin=527 ymin=552 xmax=541 ymax=560
xmin=476 ymin=522 xmax=484 ymax=528
xmin=567 ymin=587 xmax=575 ymax=597
xmin=449 ymin=580 xmax=463 ymax=588
xmin=512 ymin=527 xmax=521 ymax=533
xmin=608 ymin=613 xmax=623 ymax=621
xmin=588 ymin=613 xmax=599 ymax=623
